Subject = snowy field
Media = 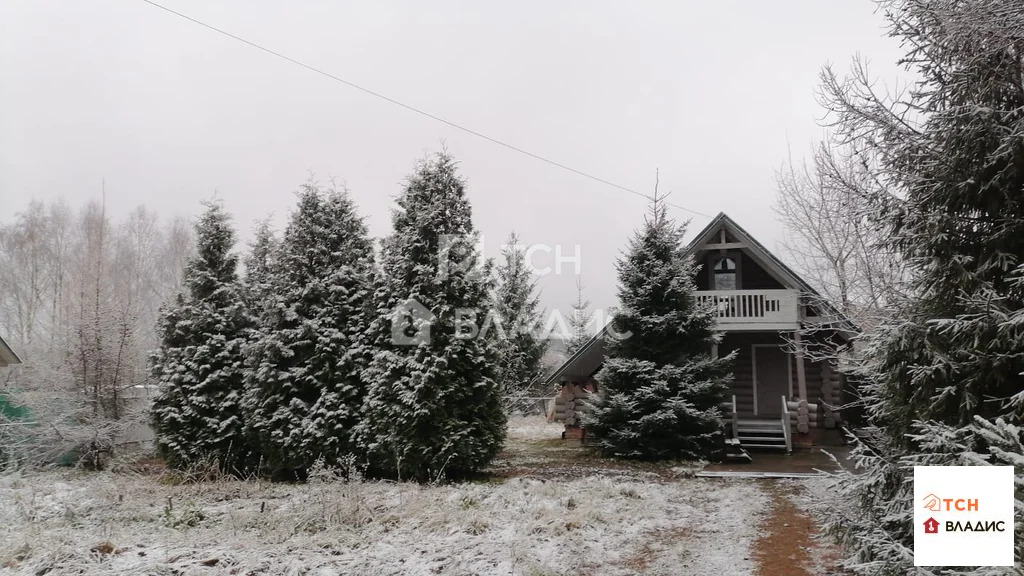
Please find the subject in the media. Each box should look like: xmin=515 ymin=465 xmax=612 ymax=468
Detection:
xmin=0 ymin=417 xmax=776 ymax=576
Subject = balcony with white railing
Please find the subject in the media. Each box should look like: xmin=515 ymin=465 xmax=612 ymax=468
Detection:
xmin=695 ymin=289 xmax=800 ymax=330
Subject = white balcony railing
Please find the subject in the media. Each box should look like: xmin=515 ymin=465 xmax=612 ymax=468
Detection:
xmin=695 ymin=289 xmax=798 ymax=326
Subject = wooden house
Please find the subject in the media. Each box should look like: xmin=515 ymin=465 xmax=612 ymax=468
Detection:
xmin=547 ymin=213 xmax=856 ymax=452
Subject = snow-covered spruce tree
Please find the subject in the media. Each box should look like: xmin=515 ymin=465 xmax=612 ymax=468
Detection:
xmin=494 ymin=231 xmax=548 ymax=405
xmin=242 ymin=184 xmax=374 ymax=478
xmin=241 ymin=219 xmax=277 ymax=312
xmin=358 ymin=151 xmax=505 ymax=481
xmin=815 ymin=1 xmax=1024 ymax=572
xmin=564 ymin=278 xmax=594 ymax=356
xmin=582 ymin=194 xmax=733 ymax=461
xmin=150 ymin=201 xmax=255 ymax=473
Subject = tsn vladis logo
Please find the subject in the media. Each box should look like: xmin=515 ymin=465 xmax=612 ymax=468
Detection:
xmin=913 ymin=466 xmax=1014 ymax=567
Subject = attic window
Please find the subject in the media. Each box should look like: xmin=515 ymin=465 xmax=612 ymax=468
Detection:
xmin=713 ymin=257 xmax=737 ymax=290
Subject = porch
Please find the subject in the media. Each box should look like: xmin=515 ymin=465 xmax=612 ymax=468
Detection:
xmin=715 ymin=330 xmax=844 ymax=457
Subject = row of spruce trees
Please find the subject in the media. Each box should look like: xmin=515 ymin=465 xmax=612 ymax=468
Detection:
xmin=150 ymin=152 xmax=546 ymax=481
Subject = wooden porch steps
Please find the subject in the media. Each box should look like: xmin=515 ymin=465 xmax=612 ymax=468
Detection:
xmin=735 ymin=418 xmax=789 ymax=452
xmin=724 ymin=396 xmax=794 ymax=457
xmin=724 ymin=438 xmax=752 ymax=462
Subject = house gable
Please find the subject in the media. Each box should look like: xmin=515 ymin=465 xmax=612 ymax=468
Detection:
xmin=694 ymin=251 xmax=785 ymax=291
xmin=544 ymin=213 xmax=858 ymax=388
xmin=684 ymin=212 xmax=814 ymax=294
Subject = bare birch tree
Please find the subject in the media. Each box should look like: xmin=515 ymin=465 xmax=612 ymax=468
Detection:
xmin=0 ymin=198 xmax=193 ymax=467
xmin=774 ymin=140 xmax=905 ymax=332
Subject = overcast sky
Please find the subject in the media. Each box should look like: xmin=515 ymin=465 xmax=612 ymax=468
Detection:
xmin=1 ymin=1 xmax=907 ymax=318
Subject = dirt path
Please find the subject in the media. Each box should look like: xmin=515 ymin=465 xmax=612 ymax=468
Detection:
xmin=753 ymin=480 xmax=845 ymax=576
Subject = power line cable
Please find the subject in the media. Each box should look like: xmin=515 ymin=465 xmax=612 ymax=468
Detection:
xmin=136 ymin=0 xmax=712 ymax=218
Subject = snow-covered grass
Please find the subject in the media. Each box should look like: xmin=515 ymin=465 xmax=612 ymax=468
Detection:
xmin=0 ymin=418 xmax=771 ymax=575
xmin=506 ymin=414 xmax=564 ymax=442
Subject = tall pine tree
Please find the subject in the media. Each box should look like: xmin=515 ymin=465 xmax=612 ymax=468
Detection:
xmin=358 ymin=151 xmax=506 ymax=481
xmin=582 ymin=194 xmax=733 ymax=461
xmin=494 ymin=231 xmax=548 ymax=403
xmin=243 ymin=184 xmax=374 ymax=478
xmin=150 ymin=201 xmax=254 ymax=473
xmin=815 ymin=1 xmax=1024 ymax=572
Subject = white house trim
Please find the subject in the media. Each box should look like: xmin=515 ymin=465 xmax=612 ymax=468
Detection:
xmin=703 ymin=242 xmax=747 ymax=251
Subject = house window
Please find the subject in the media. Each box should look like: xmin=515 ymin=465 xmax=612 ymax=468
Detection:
xmin=713 ymin=257 xmax=737 ymax=290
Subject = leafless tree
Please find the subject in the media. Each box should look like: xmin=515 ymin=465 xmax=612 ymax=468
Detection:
xmin=0 ymin=198 xmax=193 ymax=467
xmin=0 ymin=201 xmax=49 ymax=347
xmin=774 ymin=140 xmax=906 ymax=333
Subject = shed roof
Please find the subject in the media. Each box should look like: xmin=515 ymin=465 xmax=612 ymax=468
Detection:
xmin=544 ymin=321 xmax=613 ymax=385
xmin=0 ymin=335 xmax=21 ymax=367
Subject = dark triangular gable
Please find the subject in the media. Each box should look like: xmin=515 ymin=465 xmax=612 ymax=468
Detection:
xmin=684 ymin=213 xmax=818 ymax=295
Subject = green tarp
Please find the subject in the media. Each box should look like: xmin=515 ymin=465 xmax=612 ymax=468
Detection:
xmin=0 ymin=393 xmax=32 ymax=420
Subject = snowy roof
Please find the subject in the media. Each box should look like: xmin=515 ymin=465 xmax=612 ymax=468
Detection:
xmin=0 ymin=334 xmax=21 ymax=367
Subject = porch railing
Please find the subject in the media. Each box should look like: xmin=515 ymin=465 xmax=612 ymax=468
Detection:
xmin=781 ymin=395 xmax=792 ymax=453
xmin=730 ymin=395 xmax=738 ymax=440
xmin=695 ymin=289 xmax=798 ymax=325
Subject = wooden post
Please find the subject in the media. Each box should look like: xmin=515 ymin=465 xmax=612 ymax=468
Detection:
xmin=794 ymin=330 xmax=808 ymax=402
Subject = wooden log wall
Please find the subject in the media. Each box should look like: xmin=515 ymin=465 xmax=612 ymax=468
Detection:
xmin=820 ymin=362 xmax=842 ymax=428
xmin=550 ymin=382 xmax=596 ymax=426
xmin=787 ymin=349 xmax=843 ymax=429
xmin=721 ymin=333 xmax=777 ymax=417
xmin=787 ymin=399 xmax=819 ymax=433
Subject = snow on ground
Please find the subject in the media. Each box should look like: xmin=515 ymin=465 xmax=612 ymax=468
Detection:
xmin=506 ymin=414 xmax=564 ymax=442
xmin=0 ymin=418 xmax=773 ymax=575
